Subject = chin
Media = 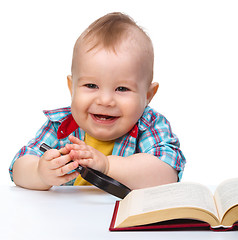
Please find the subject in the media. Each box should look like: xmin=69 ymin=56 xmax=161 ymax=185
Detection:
xmin=96 ymin=136 xmax=116 ymax=142
xmin=90 ymin=132 xmax=118 ymax=142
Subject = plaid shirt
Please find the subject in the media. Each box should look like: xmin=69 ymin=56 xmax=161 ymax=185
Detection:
xmin=9 ymin=106 xmax=186 ymax=184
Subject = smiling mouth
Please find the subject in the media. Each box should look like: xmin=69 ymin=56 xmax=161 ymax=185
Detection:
xmin=91 ymin=114 xmax=119 ymax=122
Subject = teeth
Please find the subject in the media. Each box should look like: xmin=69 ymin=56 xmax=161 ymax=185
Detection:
xmin=94 ymin=114 xmax=114 ymax=120
xmin=97 ymin=116 xmax=107 ymax=120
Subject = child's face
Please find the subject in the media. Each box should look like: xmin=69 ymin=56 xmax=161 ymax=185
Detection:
xmin=68 ymin=40 xmax=158 ymax=141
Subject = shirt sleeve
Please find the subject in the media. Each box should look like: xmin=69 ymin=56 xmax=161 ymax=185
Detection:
xmin=138 ymin=114 xmax=186 ymax=181
xmin=9 ymin=119 xmax=59 ymax=182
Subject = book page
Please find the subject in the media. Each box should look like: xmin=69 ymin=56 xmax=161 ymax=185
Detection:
xmin=214 ymin=178 xmax=238 ymax=220
xmin=127 ymin=182 xmax=218 ymax=218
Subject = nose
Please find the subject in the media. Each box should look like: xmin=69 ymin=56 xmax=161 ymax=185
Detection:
xmin=95 ymin=90 xmax=116 ymax=107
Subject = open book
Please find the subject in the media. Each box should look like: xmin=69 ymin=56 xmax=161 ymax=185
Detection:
xmin=109 ymin=178 xmax=238 ymax=231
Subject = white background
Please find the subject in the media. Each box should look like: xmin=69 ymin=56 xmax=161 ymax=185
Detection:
xmin=1 ymin=0 xmax=237 ymax=186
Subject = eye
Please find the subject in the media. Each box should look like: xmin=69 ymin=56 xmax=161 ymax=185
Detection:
xmin=116 ymin=86 xmax=130 ymax=92
xmin=84 ymin=83 xmax=98 ymax=89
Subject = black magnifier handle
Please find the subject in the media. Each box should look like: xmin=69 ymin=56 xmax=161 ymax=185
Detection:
xmin=39 ymin=143 xmax=131 ymax=199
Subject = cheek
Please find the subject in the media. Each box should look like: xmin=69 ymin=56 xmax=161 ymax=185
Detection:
xmin=120 ymin=96 xmax=146 ymax=119
xmin=70 ymin=96 xmax=88 ymax=128
xmin=71 ymin=92 xmax=86 ymax=117
xmin=71 ymin=95 xmax=79 ymax=110
xmin=70 ymin=99 xmax=79 ymax=122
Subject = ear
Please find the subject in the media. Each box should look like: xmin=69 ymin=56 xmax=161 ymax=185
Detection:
xmin=147 ymin=82 xmax=159 ymax=105
xmin=67 ymin=75 xmax=73 ymax=97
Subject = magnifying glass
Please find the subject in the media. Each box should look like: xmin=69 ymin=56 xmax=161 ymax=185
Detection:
xmin=40 ymin=143 xmax=131 ymax=199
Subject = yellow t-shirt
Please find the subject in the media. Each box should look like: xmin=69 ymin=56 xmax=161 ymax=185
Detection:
xmin=73 ymin=133 xmax=115 ymax=186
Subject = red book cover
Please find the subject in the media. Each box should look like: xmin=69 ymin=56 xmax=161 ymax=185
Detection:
xmin=109 ymin=201 xmax=238 ymax=232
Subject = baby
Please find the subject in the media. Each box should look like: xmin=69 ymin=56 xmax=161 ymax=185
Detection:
xmin=10 ymin=12 xmax=185 ymax=190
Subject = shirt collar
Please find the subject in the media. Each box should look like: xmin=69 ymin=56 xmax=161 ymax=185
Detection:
xmin=57 ymin=114 xmax=79 ymax=139
xmin=43 ymin=107 xmax=78 ymax=139
xmin=137 ymin=106 xmax=156 ymax=131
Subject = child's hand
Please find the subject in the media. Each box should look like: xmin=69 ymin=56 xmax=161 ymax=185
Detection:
xmin=37 ymin=148 xmax=80 ymax=187
xmin=66 ymin=135 xmax=110 ymax=175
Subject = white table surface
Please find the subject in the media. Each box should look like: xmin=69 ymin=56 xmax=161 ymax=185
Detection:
xmin=0 ymin=185 xmax=237 ymax=240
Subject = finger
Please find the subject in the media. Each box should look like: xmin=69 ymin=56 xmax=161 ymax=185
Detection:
xmin=77 ymin=159 xmax=93 ymax=168
xmin=70 ymin=149 xmax=93 ymax=160
xmin=65 ymin=143 xmax=88 ymax=152
xmin=58 ymin=146 xmax=70 ymax=155
xmin=54 ymin=171 xmax=80 ymax=186
xmin=50 ymin=154 xmax=72 ymax=170
xmin=55 ymin=160 xmax=79 ymax=177
xmin=59 ymin=171 xmax=80 ymax=185
xmin=43 ymin=149 xmax=61 ymax=161
xmin=65 ymin=143 xmax=80 ymax=151
xmin=68 ymin=135 xmax=85 ymax=145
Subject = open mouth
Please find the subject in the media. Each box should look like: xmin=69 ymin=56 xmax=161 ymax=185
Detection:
xmin=94 ymin=114 xmax=116 ymax=120
xmin=91 ymin=114 xmax=119 ymax=123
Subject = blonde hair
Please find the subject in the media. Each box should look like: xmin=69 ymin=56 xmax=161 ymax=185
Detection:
xmin=72 ymin=12 xmax=154 ymax=81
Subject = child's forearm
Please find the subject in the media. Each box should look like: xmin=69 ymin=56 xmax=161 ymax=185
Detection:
xmin=12 ymin=155 xmax=52 ymax=190
xmin=107 ymin=153 xmax=178 ymax=190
